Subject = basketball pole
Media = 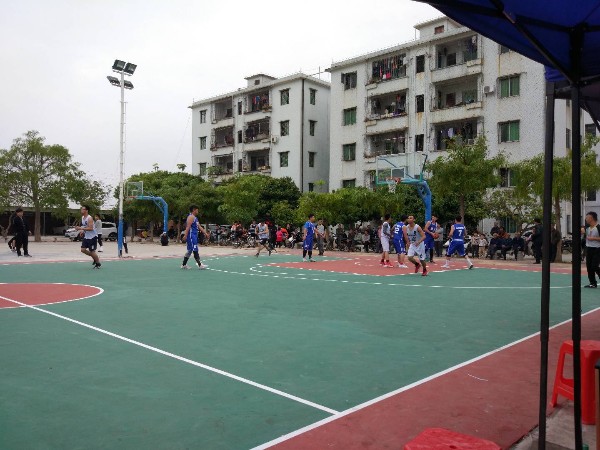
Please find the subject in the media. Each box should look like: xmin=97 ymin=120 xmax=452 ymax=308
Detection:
xmin=117 ymin=69 xmax=125 ymax=258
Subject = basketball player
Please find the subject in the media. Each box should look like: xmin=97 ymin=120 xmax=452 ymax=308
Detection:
xmin=442 ymin=215 xmax=474 ymax=270
xmin=424 ymin=214 xmax=439 ymax=263
xmin=404 ymin=215 xmax=428 ymax=276
xmin=76 ymin=205 xmax=100 ymax=269
xmin=255 ymin=220 xmax=271 ymax=257
xmin=181 ymin=205 xmax=209 ymax=269
xmin=302 ymin=214 xmax=316 ymax=262
xmin=393 ymin=215 xmax=408 ymax=268
xmin=379 ymin=214 xmax=393 ymax=267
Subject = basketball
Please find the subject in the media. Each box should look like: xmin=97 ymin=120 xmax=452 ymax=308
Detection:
xmin=433 ymin=233 xmax=439 ymax=239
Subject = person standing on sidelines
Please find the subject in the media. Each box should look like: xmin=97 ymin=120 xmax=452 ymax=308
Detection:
xmin=303 ymin=214 xmax=316 ymax=262
xmin=255 ymin=220 xmax=271 ymax=257
xmin=424 ymin=214 xmax=439 ymax=263
xmin=12 ymin=208 xmax=31 ymax=257
xmin=584 ymin=212 xmax=600 ymax=288
xmin=404 ymin=215 xmax=428 ymax=276
xmin=442 ymin=215 xmax=474 ymax=270
xmin=94 ymin=214 xmax=104 ymax=253
xmin=393 ymin=215 xmax=408 ymax=268
xmin=379 ymin=214 xmax=393 ymax=267
xmin=316 ymin=218 xmax=327 ymax=256
xmin=76 ymin=205 xmax=100 ymax=268
xmin=531 ymin=217 xmax=543 ymax=264
xmin=181 ymin=205 xmax=209 ymax=270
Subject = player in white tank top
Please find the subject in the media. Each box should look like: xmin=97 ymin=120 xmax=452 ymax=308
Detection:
xmin=403 ymin=215 xmax=428 ymax=276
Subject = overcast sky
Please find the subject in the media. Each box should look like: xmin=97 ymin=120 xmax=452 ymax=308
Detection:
xmin=0 ymin=0 xmax=438 ymax=200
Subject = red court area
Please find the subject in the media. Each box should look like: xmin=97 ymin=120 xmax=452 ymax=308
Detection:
xmin=0 ymin=283 xmax=102 ymax=309
xmin=270 ymin=257 xmax=572 ymax=277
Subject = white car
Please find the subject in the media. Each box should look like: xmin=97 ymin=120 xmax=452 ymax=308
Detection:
xmin=65 ymin=222 xmax=118 ymax=241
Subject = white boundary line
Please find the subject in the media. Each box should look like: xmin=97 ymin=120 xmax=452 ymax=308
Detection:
xmin=0 ymin=283 xmax=104 ymax=309
xmin=0 ymin=293 xmax=338 ymax=416
xmin=251 ymin=306 xmax=600 ymax=449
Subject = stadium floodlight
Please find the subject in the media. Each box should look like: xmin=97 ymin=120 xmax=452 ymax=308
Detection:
xmin=123 ymin=63 xmax=137 ymax=75
xmin=107 ymin=76 xmax=121 ymax=87
xmin=112 ymin=59 xmax=126 ymax=72
xmin=107 ymin=59 xmax=137 ymax=257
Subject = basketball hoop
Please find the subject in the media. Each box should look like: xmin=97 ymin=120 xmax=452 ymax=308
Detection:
xmin=387 ymin=177 xmax=399 ymax=193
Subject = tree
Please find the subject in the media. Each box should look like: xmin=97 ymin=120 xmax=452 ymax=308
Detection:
xmin=217 ymin=175 xmax=265 ymax=224
xmin=176 ymin=163 xmax=187 ymax=172
xmin=0 ymin=131 xmax=109 ymax=241
xmin=484 ymin=189 xmax=542 ymax=230
xmin=426 ymin=136 xmax=506 ymax=220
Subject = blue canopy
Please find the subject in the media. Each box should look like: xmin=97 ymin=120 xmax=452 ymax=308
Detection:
xmin=414 ymin=1 xmax=600 ymax=448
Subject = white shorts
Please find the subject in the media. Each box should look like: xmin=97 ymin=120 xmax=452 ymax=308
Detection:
xmin=380 ymin=237 xmax=390 ymax=252
xmin=407 ymin=242 xmax=426 ymax=259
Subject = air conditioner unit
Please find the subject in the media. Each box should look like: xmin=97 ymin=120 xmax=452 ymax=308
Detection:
xmin=484 ymin=85 xmax=495 ymax=95
xmin=271 ymin=136 xmax=279 ymax=144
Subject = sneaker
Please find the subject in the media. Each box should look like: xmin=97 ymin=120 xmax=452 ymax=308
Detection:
xmin=385 ymin=262 xmax=394 ymax=268
xmin=584 ymin=284 xmax=597 ymax=288
xmin=268 ymin=250 xmax=271 ymax=256
xmin=414 ymin=263 xmax=421 ymax=273
xmin=197 ymin=263 xmax=208 ymax=270
xmin=398 ymin=264 xmax=408 ymax=268
xmin=303 ymin=258 xmax=307 ymax=262
xmin=469 ymin=264 xmax=474 ymax=270
xmin=255 ymin=253 xmax=259 ymax=257
xmin=98 ymin=247 xmax=103 ymax=252
xmin=24 ymin=254 xmax=32 ymax=257
xmin=181 ymin=265 xmax=191 ymax=270
xmin=93 ymin=262 xmax=101 ymax=269
xmin=309 ymin=258 xmax=316 ymax=262
xmin=422 ymin=269 xmax=428 ymax=277
xmin=441 ymin=264 xmax=450 ymax=269
xmin=380 ymin=261 xmax=385 ymax=266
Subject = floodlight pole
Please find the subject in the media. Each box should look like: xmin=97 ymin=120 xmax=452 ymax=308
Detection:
xmin=117 ymin=70 xmax=125 ymax=258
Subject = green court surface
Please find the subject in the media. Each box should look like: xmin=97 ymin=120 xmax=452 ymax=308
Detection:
xmin=0 ymin=255 xmax=597 ymax=449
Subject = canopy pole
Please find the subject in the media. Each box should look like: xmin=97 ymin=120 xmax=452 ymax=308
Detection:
xmin=571 ymin=84 xmax=583 ymax=450
xmin=539 ymin=81 xmax=556 ymax=450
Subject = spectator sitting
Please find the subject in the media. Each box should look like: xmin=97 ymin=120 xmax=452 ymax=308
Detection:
xmin=511 ymin=232 xmax=526 ymax=260
xmin=276 ymin=227 xmax=284 ymax=247
xmin=487 ymin=233 xmax=502 ymax=259
xmin=500 ymin=236 xmax=513 ymax=260
xmin=362 ymin=229 xmax=371 ymax=252
xmin=478 ymin=235 xmax=488 ymax=258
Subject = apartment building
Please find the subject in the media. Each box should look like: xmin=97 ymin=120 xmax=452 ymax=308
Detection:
xmin=327 ymin=16 xmax=550 ymax=191
xmin=190 ymin=73 xmax=330 ymax=192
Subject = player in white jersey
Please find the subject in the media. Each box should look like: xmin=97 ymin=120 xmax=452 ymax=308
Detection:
xmin=379 ymin=214 xmax=393 ymax=267
xmin=403 ymin=215 xmax=428 ymax=276
xmin=76 ymin=205 xmax=101 ymax=269
xmin=255 ymin=220 xmax=271 ymax=257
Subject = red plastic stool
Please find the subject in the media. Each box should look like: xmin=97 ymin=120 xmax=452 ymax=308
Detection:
xmin=551 ymin=340 xmax=600 ymax=424
xmin=404 ymin=428 xmax=500 ymax=449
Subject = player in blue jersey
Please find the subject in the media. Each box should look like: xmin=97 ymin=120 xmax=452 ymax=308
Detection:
xmin=424 ymin=214 xmax=439 ymax=263
xmin=302 ymin=214 xmax=316 ymax=262
xmin=181 ymin=205 xmax=210 ymax=270
xmin=393 ymin=215 xmax=408 ymax=268
xmin=442 ymin=215 xmax=474 ymax=270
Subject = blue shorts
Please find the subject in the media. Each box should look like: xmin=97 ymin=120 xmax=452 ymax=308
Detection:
xmin=187 ymin=237 xmax=198 ymax=253
xmin=303 ymin=238 xmax=313 ymax=250
xmin=393 ymin=240 xmax=406 ymax=254
xmin=447 ymin=240 xmax=465 ymax=257
xmin=81 ymin=237 xmax=98 ymax=251
xmin=425 ymin=238 xmax=435 ymax=250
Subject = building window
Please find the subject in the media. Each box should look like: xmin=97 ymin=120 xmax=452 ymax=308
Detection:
xmin=500 ymin=75 xmax=520 ymax=97
xmin=238 ymin=102 xmax=242 ymax=115
xmin=416 ymin=95 xmax=424 ymax=113
xmin=343 ymin=107 xmax=357 ymax=125
xmin=434 ymin=25 xmax=444 ymax=34
xmin=587 ymin=190 xmax=597 ymax=202
xmin=500 ymin=168 xmax=517 ymax=187
xmin=416 ymin=55 xmax=425 ymax=73
xmin=309 ymin=120 xmax=316 ymax=136
xmin=342 ymin=72 xmax=357 ymax=90
xmin=198 ymin=163 xmax=207 ymax=176
xmin=279 ymin=152 xmax=289 ymax=167
xmin=309 ymin=151 xmax=316 ymax=167
xmin=308 ymin=182 xmax=315 ymax=192
xmin=566 ymin=128 xmax=571 ymax=149
xmin=499 ymin=121 xmax=520 ymax=142
xmin=200 ymin=136 xmax=207 ymax=150
xmin=586 ymin=123 xmax=597 ymax=137
xmin=309 ymin=88 xmax=316 ymax=105
xmin=343 ymin=143 xmax=356 ymax=161
xmin=415 ymin=134 xmax=424 ymax=152
xmin=237 ymin=130 xmax=243 ymax=144
xmin=446 ymin=53 xmax=457 ymax=66
xmin=500 ymin=45 xmax=510 ymax=54
xmin=280 ymin=89 xmax=290 ymax=105
xmin=200 ymin=110 xmax=207 ymax=123
xmin=280 ymin=121 xmax=289 ymax=136
xmin=342 ymin=179 xmax=356 ymax=188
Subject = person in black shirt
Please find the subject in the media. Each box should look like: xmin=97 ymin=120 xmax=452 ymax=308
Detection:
xmin=531 ymin=218 xmax=543 ymax=264
xmin=12 ymin=208 xmax=31 ymax=257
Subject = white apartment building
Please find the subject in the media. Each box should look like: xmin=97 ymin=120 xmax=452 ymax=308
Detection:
xmin=190 ymin=73 xmax=330 ymax=192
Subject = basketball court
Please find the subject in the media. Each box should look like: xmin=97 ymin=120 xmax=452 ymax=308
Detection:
xmin=1 ymin=249 xmax=597 ymax=449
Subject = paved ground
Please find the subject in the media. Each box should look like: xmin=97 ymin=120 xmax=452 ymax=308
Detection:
xmin=1 ymin=237 xmax=594 ymax=449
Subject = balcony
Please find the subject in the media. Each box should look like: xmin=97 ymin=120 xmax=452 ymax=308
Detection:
xmin=431 ymin=35 xmax=482 ymax=83
xmin=211 ymin=126 xmax=234 ymax=150
xmin=433 ymin=120 xmax=480 ymax=152
xmin=245 ymin=90 xmax=271 ymax=115
xmin=244 ymin=118 xmax=271 ymax=143
xmin=242 ymin=150 xmax=270 ymax=173
xmin=364 ymin=131 xmax=407 ymax=159
xmin=212 ymin=99 xmax=234 ymax=124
